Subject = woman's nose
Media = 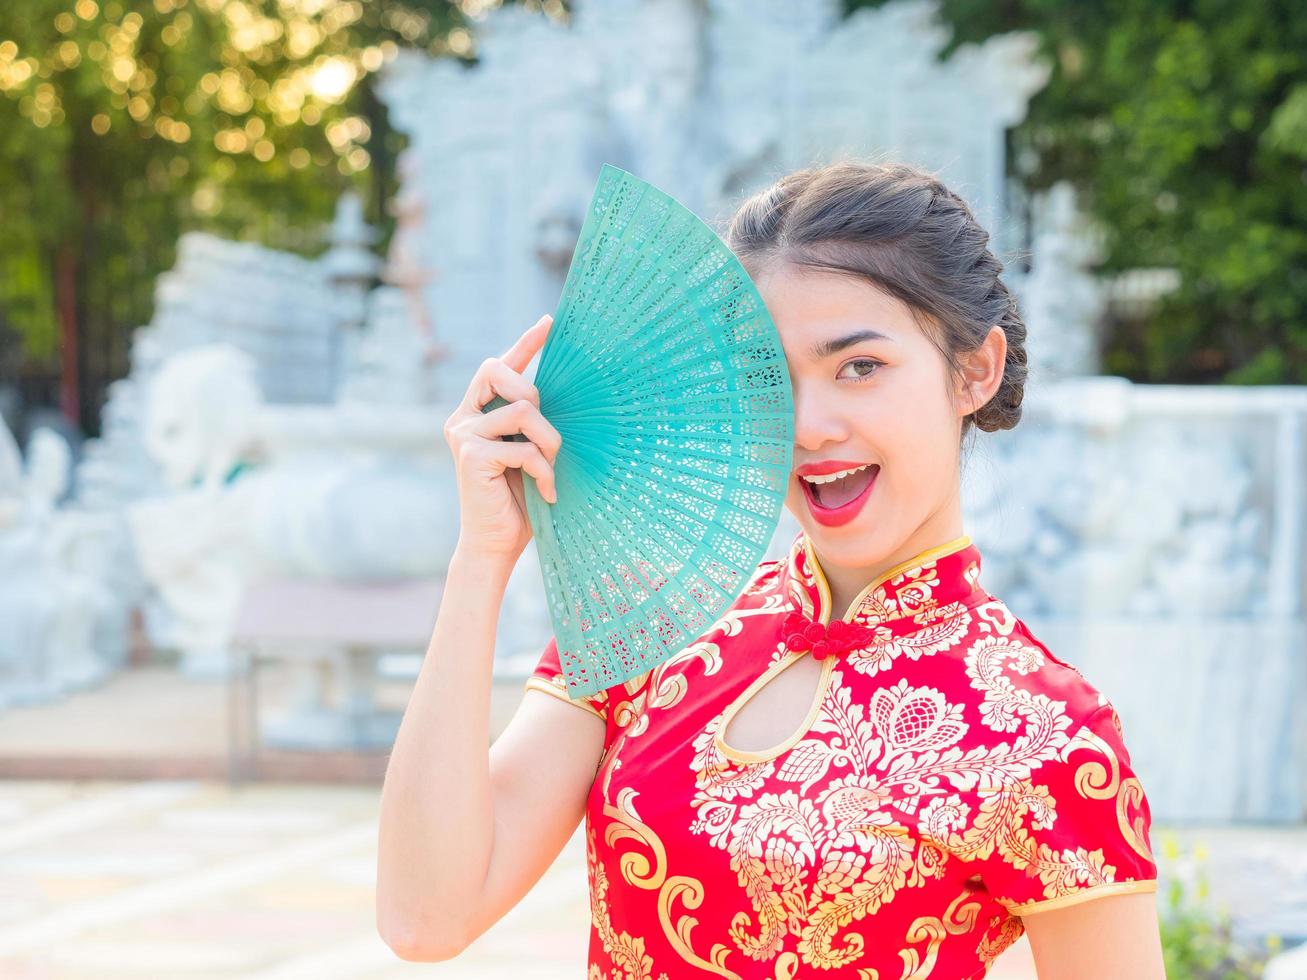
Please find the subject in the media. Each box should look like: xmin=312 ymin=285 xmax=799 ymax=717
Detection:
xmin=792 ymin=388 xmax=849 ymax=450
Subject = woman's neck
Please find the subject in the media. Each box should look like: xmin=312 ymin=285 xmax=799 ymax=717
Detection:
xmin=818 ymin=501 xmax=965 ymax=619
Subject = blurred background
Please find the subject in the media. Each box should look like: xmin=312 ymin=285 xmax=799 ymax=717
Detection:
xmin=0 ymin=0 xmax=1304 ymax=976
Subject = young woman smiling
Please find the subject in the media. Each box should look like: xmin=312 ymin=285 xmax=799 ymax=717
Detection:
xmin=377 ymin=160 xmax=1165 ymax=979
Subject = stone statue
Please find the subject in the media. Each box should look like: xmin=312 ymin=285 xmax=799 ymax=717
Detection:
xmin=0 ymin=424 xmax=122 ymax=704
xmin=127 ymin=345 xmax=266 ymax=678
xmin=0 ymin=418 xmax=58 ymax=705
xmin=127 ymin=341 xmax=460 ymax=678
xmin=1020 ymin=181 xmax=1105 ymax=379
xmin=339 ymin=286 xmax=435 ymax=406
xmin=0 ymin=411 xmax=21 ymax=526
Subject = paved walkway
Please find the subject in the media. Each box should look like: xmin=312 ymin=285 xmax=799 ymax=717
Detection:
xmin=1 ymin=778 xmax=1300 ymax=978
xmin=0 ymin=779 xmax=1045 ymax=978
xmin=0 ymin=666 xmax=1298 ymax=976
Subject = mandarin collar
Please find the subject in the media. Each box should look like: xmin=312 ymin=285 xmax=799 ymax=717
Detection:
xmin=778 ymin=530 xmax=984 ymax=631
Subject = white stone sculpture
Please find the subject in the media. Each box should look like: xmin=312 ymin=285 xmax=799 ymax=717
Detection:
xmin=0 ymin=424 xmax=122 ymax=705
xmin=126 ymin=340 xmax=460 ymax=674
xmin=960 ymin=380 xmax=1304 ymax=822
xmin=0 ymin=411 xmax=22 ymax=525
xmin=0 ymin=419 xmax=59 ymax=705
xmin=1019 ymin=181 xmax=1106 ymax=379
xmin=384 ymin=148 xmax=445 ymax=370
xmin=148 ymin=230 xmax=341 ymax=405
xmin=963 ymin=379 xmax=1270 ymax=619
xmin=322 ymin=191 xmax=384 ymax=392
xmin=128 ymin=345 xmax=266 ymax=678
xmin=144 ymin=346 xmax=264 ymax=492
xmin=42 ymin=506 xmax=128 ymax=691
xmin=338 ymin=286 xmax=434 ymax=406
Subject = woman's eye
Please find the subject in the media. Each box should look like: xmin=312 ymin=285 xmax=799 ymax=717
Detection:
xmin=838 ymin=358 xmax=883 ymax=382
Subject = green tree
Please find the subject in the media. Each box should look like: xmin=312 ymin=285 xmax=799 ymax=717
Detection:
xmin=845 ymin=0 xmax=1307 ymax=384
xmin=0 ymin=0 xmax=566 ymax=433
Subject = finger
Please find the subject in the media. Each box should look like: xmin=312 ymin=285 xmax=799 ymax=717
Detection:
xmin=518 ymin=444 xmax=557 ymax=503
xmin=500 ymin=313 xmax=553 ymax=375
xmin=527 ymin=409 xmax=563 ymax=465
xmin=467 ymin=438 xmax=556 ymax=503
xmin=472 ymin=399 xmax=562 ymax=464
xmin=457 ymin=354 xmax=541 ymax=421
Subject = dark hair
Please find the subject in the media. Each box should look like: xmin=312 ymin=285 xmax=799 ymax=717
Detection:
xmin=723 ymin=158 xmax=1028 ymax=444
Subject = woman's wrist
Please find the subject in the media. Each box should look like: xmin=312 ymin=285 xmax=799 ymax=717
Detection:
xmin=449 ymin=541 xmax=516 ymax=587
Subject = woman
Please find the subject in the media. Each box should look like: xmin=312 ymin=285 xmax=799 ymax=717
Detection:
xmin=376 ymin=161 xmax=1166 ymax=977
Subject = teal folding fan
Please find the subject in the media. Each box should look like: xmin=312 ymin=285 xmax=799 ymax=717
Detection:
xmin=483 ymin=163 xmax=793 ymax=699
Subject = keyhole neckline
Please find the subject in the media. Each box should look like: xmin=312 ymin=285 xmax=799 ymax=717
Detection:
xmin=713 ymin=533 xmax=977 ymax=765
xmin=714 ymin=651 xmax=835 ymax=764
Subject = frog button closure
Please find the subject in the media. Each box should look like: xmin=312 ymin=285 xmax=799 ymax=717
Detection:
xmin=780 ymin=610 xmax=878 ymax=661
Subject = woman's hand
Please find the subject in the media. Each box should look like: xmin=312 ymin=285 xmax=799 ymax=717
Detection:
xmin=442 ymin=313 xmax=562 ymax=564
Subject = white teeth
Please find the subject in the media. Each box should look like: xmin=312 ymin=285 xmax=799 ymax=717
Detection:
xmin=801 ymin=463 xmax=875 ymax=485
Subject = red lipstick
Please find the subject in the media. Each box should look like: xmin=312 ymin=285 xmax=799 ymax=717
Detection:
xmin=795 ymin=459 xmax=876 ymax=477
xmin=796 ymin=460 xmax=879 ymax=527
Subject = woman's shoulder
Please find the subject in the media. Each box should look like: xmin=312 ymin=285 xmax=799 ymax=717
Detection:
xmin=964 ymin=591 xmax=1118 ymax=723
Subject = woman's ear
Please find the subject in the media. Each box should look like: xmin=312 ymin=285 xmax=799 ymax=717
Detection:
xmin=956 ymin=324 xmax=1007 ymax=417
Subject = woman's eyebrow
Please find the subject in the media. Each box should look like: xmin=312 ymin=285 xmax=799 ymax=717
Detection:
xmin=806 ymin=329 xmax=896 ymax=360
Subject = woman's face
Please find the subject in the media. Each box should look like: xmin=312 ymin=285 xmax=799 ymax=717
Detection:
xmin=756 ymin=262 xmax=1002 ymax=593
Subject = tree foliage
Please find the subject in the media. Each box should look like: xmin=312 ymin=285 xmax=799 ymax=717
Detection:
xmin=846 ymin=0 xmax=1307 ymax=384
xmin=0 ymin=0 xmax=498 ymax=430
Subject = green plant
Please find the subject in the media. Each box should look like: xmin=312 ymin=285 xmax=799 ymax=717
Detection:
xmin=1156 ymin=831 xmax=1282 ymax=979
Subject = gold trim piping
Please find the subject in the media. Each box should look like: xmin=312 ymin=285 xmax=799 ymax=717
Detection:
xmin=523 ymin=677 xmax=605 ymax=721
xmin=1000 ymin=878 xmax=1159 ymax=916
xmin=804 ymin=533 xmax=974 ymax=625
xmin=714 ymin=653 xmax=834 ymax=764
xmin=714 ymin=534 xmax=974 ymax=765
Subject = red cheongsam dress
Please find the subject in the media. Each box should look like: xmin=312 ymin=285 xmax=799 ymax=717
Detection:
xmin=524 ymin=531 xmax=1158 ymax=979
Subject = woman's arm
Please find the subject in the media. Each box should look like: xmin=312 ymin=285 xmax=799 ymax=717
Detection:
xmin=377 ymin=311 xmax=568 ymax=957
xmin=1022 ymin=892 xmax=1165 ymax=979
xmin=374 ymin=543 xmax=607 ymax=961
xmin=374 ymin=544 xmax=511 ymax=958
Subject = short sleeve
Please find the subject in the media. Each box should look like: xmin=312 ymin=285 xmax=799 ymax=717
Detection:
xmin=976 ymin=702 xmax=1159 ymax=916
xmin=522 ymin=635 xmax=609 ymax=724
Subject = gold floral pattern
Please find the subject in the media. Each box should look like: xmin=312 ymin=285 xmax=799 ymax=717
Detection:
xmin=527 ymin=531 xmax=1158 ymax=976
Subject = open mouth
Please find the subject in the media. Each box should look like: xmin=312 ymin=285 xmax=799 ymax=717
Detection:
xmin=801 ymin=464 xmax=879 ymax=510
